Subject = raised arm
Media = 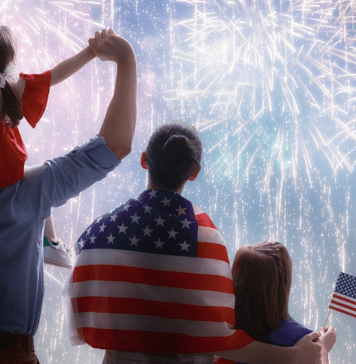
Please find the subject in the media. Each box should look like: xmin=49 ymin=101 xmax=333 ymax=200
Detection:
xmin=215 ymin=332 xmax=322 ymax=364
xmin=88 ymin=29 xmax=137 ymax=160
xmin=50 ymin=46 xmax=96 ymax=86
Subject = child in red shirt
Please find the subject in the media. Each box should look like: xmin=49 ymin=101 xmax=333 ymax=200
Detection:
xmin=0 ymin=25 xmax=96 ymax=268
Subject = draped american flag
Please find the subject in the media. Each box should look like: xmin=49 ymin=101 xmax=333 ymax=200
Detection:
xmin=62 ymin=190 xmax=253 ymax=354
xmin=329 ymin=272 xmax=356 ymax=319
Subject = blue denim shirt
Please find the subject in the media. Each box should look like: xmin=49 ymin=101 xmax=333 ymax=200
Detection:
xmin=0 ymin=136 xmax=120 ymax=337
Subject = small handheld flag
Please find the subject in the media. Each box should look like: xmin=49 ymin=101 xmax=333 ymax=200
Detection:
xmin=325 ymin=272 xmax=356 ymax=328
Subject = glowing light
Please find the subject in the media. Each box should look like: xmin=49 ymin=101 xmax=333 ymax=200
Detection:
xmin=171 ymin=0 xmax=356 ymax=181
xmin=2 ymin=1 xmax=355 ymax=363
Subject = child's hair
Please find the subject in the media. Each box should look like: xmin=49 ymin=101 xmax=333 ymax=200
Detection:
xmin=0 ymin=25 xmax=23 ymax=127
xmin=145 ymin=121 xmax=202 ymax=190
xmin=232 ymin=241 xmax=292 ymax=335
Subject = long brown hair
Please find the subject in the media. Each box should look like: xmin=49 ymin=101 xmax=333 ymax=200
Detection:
xmin=232 ymin=241 xmax=292 ymax=335
xmin=0 ymin=25 xmax=23 ymax=127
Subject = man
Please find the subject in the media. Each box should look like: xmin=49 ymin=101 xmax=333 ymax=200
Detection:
xmin=0 ymin=29 xmax=137 ymax=363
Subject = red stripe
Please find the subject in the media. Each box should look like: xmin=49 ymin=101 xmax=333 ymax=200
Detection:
xmin=80 ymin=327 xmax=254 ymax=353
xmin=73 ymin=296 xmax=235 ymax=324
xmin=196 ymin=213 xmax=217 ymax=230
xmin=215 ymin=359 xmax=235 ymax=364
xmin=73 ymin=265 xmax=234 ymax=294
xmin=329 ymin=306 xmax=356 ymax=319
xmin=333 ymin=293 xmax=356 ymax=306
xmin=197 ymin=242 xmax=229 ymax=263
xmin=330 ymin=300 xmax=356 ymax=313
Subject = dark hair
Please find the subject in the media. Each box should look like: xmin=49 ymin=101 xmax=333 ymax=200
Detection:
xmin=0 ymin=26 xmax=23 ymax=127
xmin=232 ymin=241 xmax=292 ymax=335
xmin=145 ymin=121 xmax=202 ymax=190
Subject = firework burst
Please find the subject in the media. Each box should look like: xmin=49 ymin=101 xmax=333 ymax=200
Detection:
xmin=171 ymin=0 xmax=356 ymax=185
xmin=0 ymin=0 xmax=104 ymax=71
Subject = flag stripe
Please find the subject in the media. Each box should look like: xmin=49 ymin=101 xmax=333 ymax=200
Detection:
xmin=195 ymin=213 xmax=217 ymax=230
xmin=73 ymin=265 xmax=234 ymax=293
xmin=330 ymin=299 xmax=356 ymax=314
xmin=72 ymin=312 xmax=235 ymax=337
xmin=72 ymin=296 xmax=235 ymax=324
xmin=329 ymin=306 xmax=356 ymax=319
xmin=215 ymin=359 xmax=235 ymax=364
xmin=332 ymin=293 xmax=356 ymax=307
xmin=197 ymin=242 xmax=229 ymax=263
xmin=69 ymin=281 xmax=235 ymax=308
xmin=80 ymin=327 xmax=254 ymax=353
xmin=198 ymin=226 xmax=227 ymax=246
xmin=74 ymin=249 xmax=232 ymax=278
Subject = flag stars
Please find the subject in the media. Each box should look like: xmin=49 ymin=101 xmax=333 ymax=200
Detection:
xmin=143 ymin=205 xmax=153 ymax=214
xmin=130 ymin=213 xmax=141 ymax=224
xmin=78 ymin=239 xmax=85 ymax=249
xmin=161 ymin=196 xmax=171 ymax=207
xmin=85 ymin=226 xmax=91 ymax=235
xmin=176 ymin=206 xmax=186 ymax=215
xmin=180 ymin=241 xmax=190 ymax=252
xmin=181 ymin=218 xmax=192 ymax=229
xmin=117 ymin=223 xmax=128 ymax=234
xmin=148 ymin=190 xmax=157 ymax=198
xmin=155 ymin=216 xmax=165 ymax=227
xmin=107 ymin=234 xmax=115 ymax=244
xmin=154 ymin=238 xmax=165 ymax=249
xmin=99 ymin=223 xmax=106 ymax=233
xmin=123 ymin=203 xmax=131 ymax=212
xmin=167 ymin=228 xmax=178 ymax=239
xmin=129 ymin=236 xmax=140 ymax=246
xmin=89 ymin=234 xmax=96 ymax=244
xmin=142 ymin=225 xmax=153 ymax=236
xmin=110 ymin=212 xmax=119 ymax=222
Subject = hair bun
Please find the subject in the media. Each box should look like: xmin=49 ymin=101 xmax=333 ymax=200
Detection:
xmin=162 ymin=135 xmax=189 ymax=160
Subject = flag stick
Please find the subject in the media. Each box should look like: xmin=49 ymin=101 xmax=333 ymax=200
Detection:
xmin=324 ymin=309 xmax=331 ymax=330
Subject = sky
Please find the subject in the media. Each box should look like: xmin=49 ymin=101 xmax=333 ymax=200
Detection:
xmin=1 ymin=0 xmax=356 ymax=362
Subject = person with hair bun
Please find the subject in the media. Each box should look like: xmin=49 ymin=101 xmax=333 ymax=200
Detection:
xmin=64 ymin=122 xmax=322 ymax=364
xmin=216 ymin=241 xmax=337 ymax=364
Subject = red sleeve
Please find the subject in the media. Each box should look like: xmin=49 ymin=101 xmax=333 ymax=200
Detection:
xmin=20 ymin=70 xmax=51 ymax=128
xmin=0 ymin=121 xmax=27 ymax=188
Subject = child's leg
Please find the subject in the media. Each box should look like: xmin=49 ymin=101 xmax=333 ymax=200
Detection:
xmin=44 ymin=215 xmax=58 ymax=242
xmin=43 ymin=215 xmax=72 ymax=269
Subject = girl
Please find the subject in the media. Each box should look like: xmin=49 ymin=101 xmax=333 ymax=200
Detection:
xmin=0 ymin=25 xmax=95 ymax=268
xmin=217 ymin=241 xmax=337 ymax=364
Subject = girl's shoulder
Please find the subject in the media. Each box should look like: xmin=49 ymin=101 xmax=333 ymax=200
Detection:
xmin=265 ymin=318 xmax=313 ymax=347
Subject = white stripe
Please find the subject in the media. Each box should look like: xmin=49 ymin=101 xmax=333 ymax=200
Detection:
xmin=192 ymin=203 xmax=205 ymax=216
xmin=73 ymin=312 xmax=235 ymax=337
xmin=198 ymin=225 xmax=227 ymax=247
xmin=75 ymin=249 xmax=232 ymax=278
xmin=68 ymin=281 xmax=235 ymax=309
xmin=330 ymin=304 xmax=356 ymax=315
xmin=332 ymin=295 xmax=356 ymax=309
xmin=333 ymin=293 xmax=356 ymax=305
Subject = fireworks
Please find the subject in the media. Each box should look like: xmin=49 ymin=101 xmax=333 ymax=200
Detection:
xmin=2 ymin=1 xmax=355 ymax=363
xmin=171 ymin=0 xmax=356 ymax=183
xmin=0 ymin=0 xmax=104 ymax=71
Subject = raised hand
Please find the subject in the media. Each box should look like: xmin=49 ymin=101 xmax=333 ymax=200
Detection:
xmin=88 ymin=29 xmax=135 ymax=65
